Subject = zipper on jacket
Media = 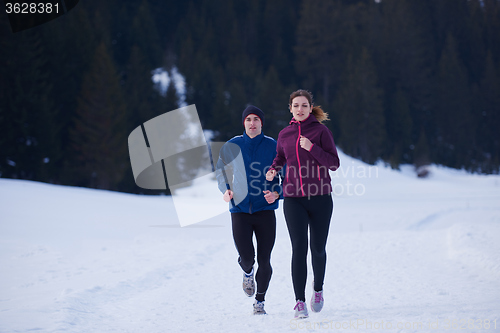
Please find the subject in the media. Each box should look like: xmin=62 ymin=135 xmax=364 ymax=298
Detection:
xmin=296 ymin=123 xmax=305 ymax=196
xmin=249 ymin=143 xmax=256 ymax=214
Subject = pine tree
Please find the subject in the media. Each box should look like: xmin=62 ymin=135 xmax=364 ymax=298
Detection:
xmin=40 ymin=5 xmax=96 ymax=184
xmin=175 ymin=4 xmax=221 ymax=130
xmin=125 ymin=45 xmax=163 ymax=129
xmin=435 ymin=34 xmax=474 ymax=168
xmin=255 ymin=66 xmax=291 ymax=139
xmin=483 ymin=0 xmax=500 ymax=65
xmin=149 ymin=0 xmax=190 ymax=49
xmin=294 ymin=0 xmax=346 ymax=105
xmin=129 ymin=0 xmax=163 ymax=70
xmin=387 ymin=87 xmax=413 ymax=168
xmin=335 ymin=48 xmax=386 ymax=164
xmin=375 ymin=0 xmax=435 ymax=148
xmin=70 ymin=42 xmax=128 ymax=190
xmin=477 ymin=51 xmax=500 ymax=172
xmin=464 ymin=0 xmax=487 ymax=84
xmin=0 ymin=23 xmax=57 ymax=182
xmin=261 ymin=0 xmax=299 ymax=84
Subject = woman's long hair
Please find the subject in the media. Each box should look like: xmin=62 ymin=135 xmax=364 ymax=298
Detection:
xmin=289 ymin=89 xmax=329 ymax=123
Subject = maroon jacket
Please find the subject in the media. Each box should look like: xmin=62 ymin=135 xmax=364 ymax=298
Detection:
xmin=270 ymin=114 xmax=340 ymax=197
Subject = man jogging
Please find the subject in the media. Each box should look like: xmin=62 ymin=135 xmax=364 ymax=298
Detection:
xmin=216 ymin=105 xmax=282 ymax=315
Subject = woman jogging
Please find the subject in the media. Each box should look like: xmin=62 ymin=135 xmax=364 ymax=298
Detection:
xmin=266 ymin=89 xmax=340 ymax=319
xmin=216 ymin=105 xmax=282 ymax=315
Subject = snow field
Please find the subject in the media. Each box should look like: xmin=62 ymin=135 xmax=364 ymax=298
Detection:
xmin=1 ymin=150 xmax=499 ymax=332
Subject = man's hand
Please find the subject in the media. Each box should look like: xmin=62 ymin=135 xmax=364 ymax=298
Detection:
xmin=263 ymin=190 xmax=279 ymax=204
xmin=223 ymin=189 xmax=233 ymax=202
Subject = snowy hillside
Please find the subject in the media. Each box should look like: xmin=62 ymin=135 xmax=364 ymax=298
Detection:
xmin=1 ymin=150 xmax=500 ymax=333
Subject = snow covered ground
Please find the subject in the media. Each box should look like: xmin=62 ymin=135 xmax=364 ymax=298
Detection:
xmin=1 ymin=150 xmax=500 ymax=333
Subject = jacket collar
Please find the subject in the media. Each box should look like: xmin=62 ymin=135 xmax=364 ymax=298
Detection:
xmin=243 ymin=131 xmax=264 ymax=145
xmin=289 ymin=113 xmax=318 ymax=126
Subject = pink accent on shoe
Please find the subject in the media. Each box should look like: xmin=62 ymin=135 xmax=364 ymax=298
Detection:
xmin=314 ymin=291 xmax=323 ymax=303
xmin=294 ymin=300 xmax=309 ymax=318
xmin=294 ymin=301 xmax=305 ymax=311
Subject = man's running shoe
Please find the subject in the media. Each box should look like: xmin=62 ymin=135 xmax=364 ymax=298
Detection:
xmin=242 ymin=269 xmax=255 ymax=297
xmin=253 ymin=300 xmax=266 ymax=315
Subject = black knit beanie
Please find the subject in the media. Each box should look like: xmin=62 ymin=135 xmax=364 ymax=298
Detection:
xmin=242 ymin=105 xmax=265 ymax=126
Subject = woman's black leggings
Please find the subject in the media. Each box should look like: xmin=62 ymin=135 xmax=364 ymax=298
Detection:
xmin=231 ymin=210 xmax=276 ymax=302
xmin=283 ymin=194 xmax=333 ymax=301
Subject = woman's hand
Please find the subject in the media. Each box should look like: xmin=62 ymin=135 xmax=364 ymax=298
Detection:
xmin=263 ymin=190 xmax=279 ymax=204
xmin=266 ymin=169 xmax=277 ymax=181
xmin=223 ymin=189 xmax=233 ymax=202
xmin=300 ymin=135 xmax=313 ymax=151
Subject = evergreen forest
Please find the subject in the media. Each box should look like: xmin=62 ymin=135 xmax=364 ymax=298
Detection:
xmin=1 ymin=0 xmax=500 ymax=194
